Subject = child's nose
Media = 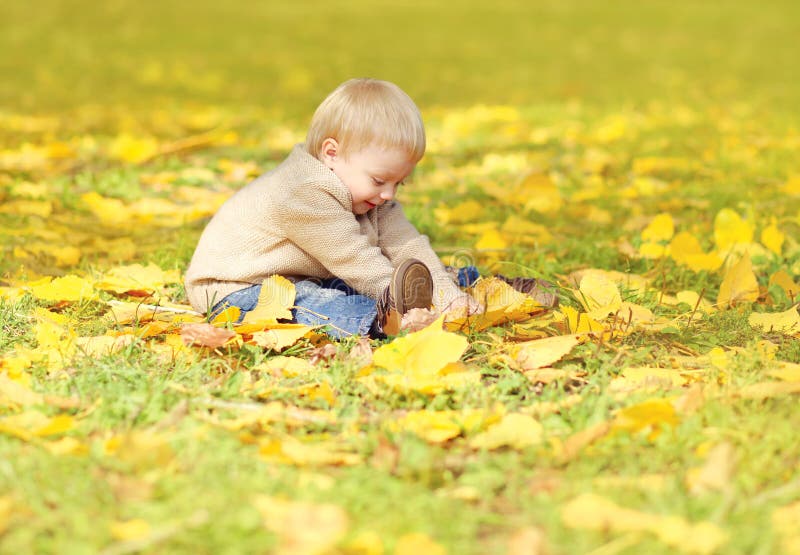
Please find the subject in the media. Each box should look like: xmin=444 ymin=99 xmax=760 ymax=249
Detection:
xmin=379 ymin=187 xmax=394 ymax=201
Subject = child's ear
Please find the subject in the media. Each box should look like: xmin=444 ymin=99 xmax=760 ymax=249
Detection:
xmin=320 ymin=138 xmax=339 ymax=167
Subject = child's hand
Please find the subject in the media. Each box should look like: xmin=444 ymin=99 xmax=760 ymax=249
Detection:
xmin=443 ymin=294 xmax=483 ymax=320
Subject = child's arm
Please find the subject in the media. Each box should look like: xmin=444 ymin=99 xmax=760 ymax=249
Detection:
xmin=375 ymin=202 xmax=473 ymax=311
xmin=276 ymin=183 xmax=396 ymax=300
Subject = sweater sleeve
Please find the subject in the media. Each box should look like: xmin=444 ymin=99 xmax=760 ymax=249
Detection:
xmin=375 ymin=202 xmax=465 ymax=310
xmin=275 ymin=182 xmax=394 ymax=300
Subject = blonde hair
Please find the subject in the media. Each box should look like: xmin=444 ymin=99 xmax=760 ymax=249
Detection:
xmin=306 ymin=78 xmax=426 ymax=162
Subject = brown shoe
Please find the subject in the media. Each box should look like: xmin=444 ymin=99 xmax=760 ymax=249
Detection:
xmin=378 ymin=259 xmax=434 ymax=335
xmin=497 ymin=275 xmax=559 ymax=308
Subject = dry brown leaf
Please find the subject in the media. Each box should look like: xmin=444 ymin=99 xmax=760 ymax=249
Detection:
xmin=180 ymin=323 xmax=237 ymax=349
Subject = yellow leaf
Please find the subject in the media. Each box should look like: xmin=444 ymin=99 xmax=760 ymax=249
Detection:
xmin=469 ymin=413 xmax=543 ymax=450
xmin=641 ymin=213 xmax=674 ymax=242
xmin=507 ymin=334 xmax=580 ymax=371
xmin=108 ymin=134 xmax=158 ymax=163
xmin=28 ymin=275 xmax=97 ymax=302
xmin=259 ymin=436 xmax=361 ymax=467
xmin=561 ymin=493 xmax=727 ymax=554
xmin=521 ymin=173 xmax=562 ymax=213
xmin=0 ymin=496 xmax=13 ymax=536
xmin=0 ymin=411 xmax=74 ymax=441
xmin=475 ymin=229 xmax=508 ymax=251
xmin=686 ymin=442 xmax=735 ymax=495
xmin=501 ymin=214 xmax=552 ymax=244
xmin=767 ymin=362 xmax=800 ymax=382
xmin=761 ymin=220 xmax=784 ymax=256
xmin=748 ymin=306 xmax=800 ymax=335
xmin=253 ymin=495 xmax=350 ymax=555
xmin=96 ymin=263 xmax=181 ymax=294
xmin=373 ymin=316 xmax=467 ymax=377
xmin=110 ymin=519 xmax=151 ymax=541
xmin=737 ymin=381 xmax=800 ymax=400
xmin=675 ymin=290 xmax=716 ymax=313
xmin=610 ymin=367 xmax=688 ymax=393
xmin=578 ymin=273 xmax=622 ymax=320
xmin=769 ymin=269 xmax=800 ymax=299
xmin=612 ymin=398 xmax=679 ymax=439
xmin=44 ymin=436 xmax=88 ymax=456
xmin=669 ymin=232 xmax=723 ymax=272
xmin=558 ymin=306 xmax=606 ymax=335
xmin=81 ymin=191 xmax=131 ymax=225
xmin=76 ymin=334 xmax=136 ymax=357
xmin=714 ymin=208 xmax=753 ymax=252
xmin=106 ymin=431 xmax=175 ymax=470
xmin=394 ymin=533 xmax=447 ymax=555
xmin=242 ymin=276 xmax=296 ymax=325
xmin=507 ymin=527 xmax=546 ymax=555
xmin=34 ymin=319 xmax=67 ymax=350
xmin=249 ymin=324 xmax=314 ymax=351
xmin=433 ymin=200 xmax=484 ymax=225
xmin=0 ymin=374 xmax=42 ymax=408
xmin=253 ymin=356 xmax=315 ymax=378
xmin=716 ymin=253 xmax=759 ymax=307
xmin=394 ymin=410 xmax=464 ymax=443
xmin=639 ymin=241 xmax=668 ymax=259
xmin=0 ymin=199 xmax=53 ymax=218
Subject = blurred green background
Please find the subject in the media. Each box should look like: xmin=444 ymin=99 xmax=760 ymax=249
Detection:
xmin=1 ymin=0 xmax=798 ymax=117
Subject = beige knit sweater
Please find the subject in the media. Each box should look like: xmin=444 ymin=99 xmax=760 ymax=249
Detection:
xmin=185 ymin=144 xmax=464 ymax=313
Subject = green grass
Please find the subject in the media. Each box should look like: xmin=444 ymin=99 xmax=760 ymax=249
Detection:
xmin=2 ymin=1 xmax=800 ymax=554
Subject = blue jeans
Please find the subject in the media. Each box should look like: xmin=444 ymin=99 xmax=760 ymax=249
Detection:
xmin=211 ymin=267 xmax=480 ymax=339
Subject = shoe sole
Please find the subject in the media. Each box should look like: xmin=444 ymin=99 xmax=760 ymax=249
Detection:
xmin=391 ymin=259 xmax=434 ymax=315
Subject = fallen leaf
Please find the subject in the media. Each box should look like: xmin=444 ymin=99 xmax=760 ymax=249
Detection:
xmin=253 ymin=495 xmax=349 ymax=555
xmin=110 ymin=518 xmax=152 ymax=541
xmin=242 ymin=275 xmax=296 ymax=325
xmin=507 ymin=527 xmax=546 ymax=555
xmin=561 ymin=493 xmax=727 ymax=554
xmin=611 ymin=398 xmax=679 ymax=440
xmin=641 ymin=213 xmax=675 ymax=242
xmin=249 ymin=324 xmax=314 ymax=351
xmin=717 ymin=253 xmax=759 ymax=307
xmin=506 ymin=334 xmax=580 ymax=371
xmin=737 ymin=381 xmax=800 ymax=400
xmin=748 ymin=306 xmax=800 ymax=335
xmin=577 ymin=273 xmax=622 ymax=320
xmin=714 ymin=208 xmax=753 ymax=252
xmin=28 ymin=275 xmax=97 ymax=302
xmin=686 ymin=442 xmax=736 ymax=495
xmin=394 ymin=532 xmax=447 ymax=555
xmin=469 ymin=413 xmax=543 ymax=450
xmin=770 ymin=270 xmax=800 ymax=299
xmin=180 ymin=323 xmax=237 ymax=348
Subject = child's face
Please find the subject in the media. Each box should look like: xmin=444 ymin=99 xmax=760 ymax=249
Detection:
xmin=321 ymin=140 xmax=416 ymax=215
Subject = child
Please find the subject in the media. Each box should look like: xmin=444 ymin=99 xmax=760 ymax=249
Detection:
xmin=185 ymin=78 xmax=481 ymax=338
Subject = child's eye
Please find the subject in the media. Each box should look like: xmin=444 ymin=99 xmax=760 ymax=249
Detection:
xmin=372 ymin=177 xmax=385 ymax=186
